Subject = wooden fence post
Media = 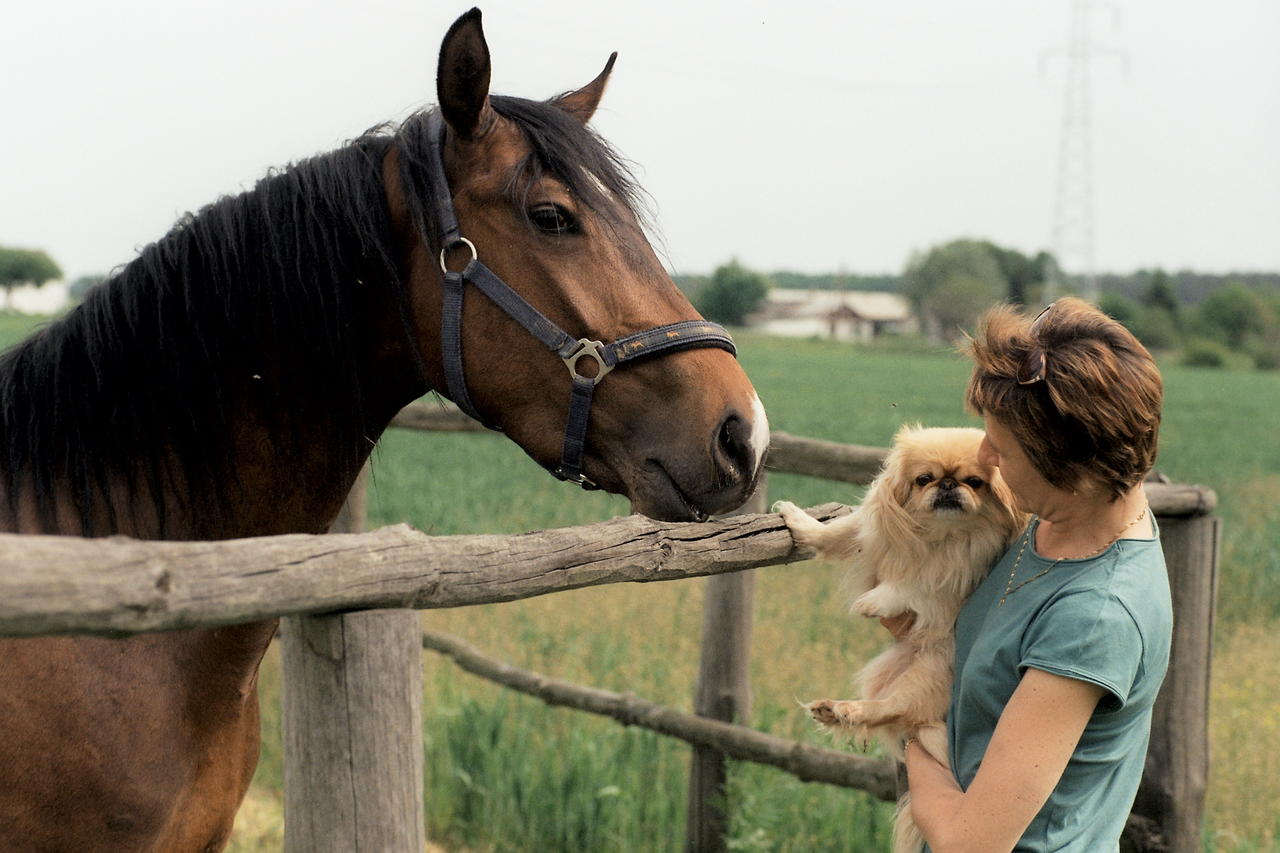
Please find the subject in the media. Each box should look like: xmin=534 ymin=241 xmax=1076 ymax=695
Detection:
xmin=684 ymin=474 xmax=767 ymax=853
xmin=281 ymin=467 xmax=426 ymax=852
xmin=1126 ymin=508 xmax=1220 ymax=853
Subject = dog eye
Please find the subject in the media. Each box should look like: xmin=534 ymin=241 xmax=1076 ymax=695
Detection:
xmin=914 ymin=473 xmax=934 ymax=487
xmin=964 ymin=477 xmax=985 ymax=489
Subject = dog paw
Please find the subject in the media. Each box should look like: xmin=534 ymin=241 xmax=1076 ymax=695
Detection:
xmin=807 ymin=699 xmax=864 ymax=730
xmin=773 ymin=501 xmax=826 ymax=546
xmin=851 ymin=591 xmax=884 ymax=618
xmin=772 ymin=500 xmax=805 ymax=523
xmin=852 ymin=586 xmax=907 ymax=619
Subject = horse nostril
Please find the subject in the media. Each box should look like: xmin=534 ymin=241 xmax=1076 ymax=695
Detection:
xmin=715 ymin=413 xmax=755 ymax=484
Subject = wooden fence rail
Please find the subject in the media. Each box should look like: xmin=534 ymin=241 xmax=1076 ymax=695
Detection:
xmin=420 ymin=627 xmax=899 ymax=800
xmin=0 ymin=504 xmax=850 ymax=637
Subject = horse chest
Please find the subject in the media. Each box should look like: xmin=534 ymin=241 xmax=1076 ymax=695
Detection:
xmin=0 ymin=629 xmax=266 ymax=852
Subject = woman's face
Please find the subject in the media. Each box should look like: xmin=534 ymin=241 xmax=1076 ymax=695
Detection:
xmin=979 ymin=414 xmax=1053 ymax=514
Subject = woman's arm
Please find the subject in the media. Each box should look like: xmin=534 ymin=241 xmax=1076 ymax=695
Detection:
xmin=905 ymin=668 xmax=1106 ymax=853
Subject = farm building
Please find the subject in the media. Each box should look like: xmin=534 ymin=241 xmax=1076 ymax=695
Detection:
xmin=748 ymin=288 xmax=916 ymax=342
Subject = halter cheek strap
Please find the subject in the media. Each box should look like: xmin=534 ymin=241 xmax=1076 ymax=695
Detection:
xmin=423 ymin=114 xmax=737 ymax=488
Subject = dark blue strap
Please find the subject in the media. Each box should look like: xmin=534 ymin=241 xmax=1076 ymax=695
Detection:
xmin=605 ymin=320 xmax=737 ymax=365
xmin=554 ymin=375 xmax=598 ymax=486
xmin=440 ymin=270 xmax=487 ymax=424
xmin=425 ymin=114 xmax=461 ymax=248
xmin=463 ymin=259 xmax=578 ymax=358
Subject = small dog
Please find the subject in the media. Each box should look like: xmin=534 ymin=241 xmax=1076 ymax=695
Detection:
xmin=774 ymin=425 xmax=1025 ymax=853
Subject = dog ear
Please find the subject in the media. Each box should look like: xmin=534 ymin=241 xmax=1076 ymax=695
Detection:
xmin=863 ymin=445 xmax=922 ymax=548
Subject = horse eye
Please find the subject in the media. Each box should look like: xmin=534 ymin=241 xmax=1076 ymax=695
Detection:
xmin=914 ymin=473 xmax=934 ymax=487
xmin=964 ymin=477 xmax=985 ymax=489
xmin=529 ymin=203 xmax=579 ymax=235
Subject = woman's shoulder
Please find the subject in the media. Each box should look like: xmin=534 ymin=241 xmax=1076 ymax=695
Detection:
xmin=1040 ymin=543 xmax=1172 ymax=645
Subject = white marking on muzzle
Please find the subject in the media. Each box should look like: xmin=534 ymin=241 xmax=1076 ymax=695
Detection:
xmin=748 ymin=394 xmax=770 ymax=476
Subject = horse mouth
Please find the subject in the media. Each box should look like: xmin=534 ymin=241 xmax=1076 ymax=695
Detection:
xmin=630 ymin=462 xmax=713 ymax=523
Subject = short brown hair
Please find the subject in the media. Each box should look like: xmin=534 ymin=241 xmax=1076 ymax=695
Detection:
xmin=965 ymin=298 xmax=1163 ymax=501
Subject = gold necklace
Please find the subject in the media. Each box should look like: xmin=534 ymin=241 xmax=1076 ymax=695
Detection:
xmin=998 ymin=506 xmax=1148 ymax=606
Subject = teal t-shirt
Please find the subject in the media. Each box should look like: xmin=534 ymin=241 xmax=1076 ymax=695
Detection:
xmin=934 ymin=517 xmax=1172 ymax=852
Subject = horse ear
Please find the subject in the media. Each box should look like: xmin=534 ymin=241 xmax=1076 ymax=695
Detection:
xmin=437 ymin=8 xmax=496 ymax=139
xmin=553 ymin=53 xmax=617 ymax=125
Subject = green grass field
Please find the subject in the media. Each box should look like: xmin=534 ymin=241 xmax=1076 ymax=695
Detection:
xmin=2 ymin=315 xmax=1277 ymax=851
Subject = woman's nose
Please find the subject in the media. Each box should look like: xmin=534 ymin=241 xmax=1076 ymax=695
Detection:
xmin=978 ymin=438 xmax=997 ymax=468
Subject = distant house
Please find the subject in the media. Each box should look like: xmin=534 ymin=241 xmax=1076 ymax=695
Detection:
xmin=8 ymin=279 xmax=69 ymax=315
xmin=748 ymin=288 xmax=916 ymax=342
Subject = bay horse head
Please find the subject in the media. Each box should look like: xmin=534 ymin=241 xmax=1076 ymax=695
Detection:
xmin=390 ymin=9 xmax=768 ymax=521
xmin=0 ymin=10 xmax=773 ymax=852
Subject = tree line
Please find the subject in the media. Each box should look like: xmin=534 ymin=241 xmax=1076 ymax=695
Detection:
xmin=680 ymin=240 xmax=1280 ymax=371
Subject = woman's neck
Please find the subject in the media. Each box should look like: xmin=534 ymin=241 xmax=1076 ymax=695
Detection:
xmin=1034 ymin=484 xmax=1151 ymax=560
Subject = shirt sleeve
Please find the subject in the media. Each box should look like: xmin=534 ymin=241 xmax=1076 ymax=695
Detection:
xmin=1019 ymin=587 xmax=1145 ymax=711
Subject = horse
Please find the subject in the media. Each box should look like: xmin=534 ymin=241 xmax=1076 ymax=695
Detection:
xmin=0 ymin=9 xmax=769 ymax=851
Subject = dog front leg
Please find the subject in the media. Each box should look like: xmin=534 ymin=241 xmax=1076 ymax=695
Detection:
xmin=773 ymin=501 xmax=863 ymax=562
xmin=813 ymin=643 xmax=953 ymax=733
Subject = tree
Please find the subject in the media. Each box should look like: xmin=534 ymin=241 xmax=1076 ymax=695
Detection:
xmin=0 ymin=246 xmax=62 ymax=311
xmin=1098 ymin=292 xmax=1140 ymax=327
xmin=1131 ymin=306 xmax=1181 ymax=351
xmin=901 ymin=240 xmax=1005 ymax=341
xmin=981 ymin=243 xmax=1055 ymax=306
xmin=694 ymin=260 xmax=771 ymax=326
xmin=1194 ymin=283 xmax=1272 ymax=350
xmin=1142 ymin=269 xmax=1181 ymax=325
xmin=68 ymin=274 xmax=107 ymax=301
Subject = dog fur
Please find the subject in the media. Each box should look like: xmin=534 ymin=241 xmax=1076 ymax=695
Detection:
xmin=774 ymin=425 xmax=1026 ymax=853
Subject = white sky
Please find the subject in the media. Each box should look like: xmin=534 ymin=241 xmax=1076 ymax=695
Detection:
xmin=2 ymin=0 xmax=1277 ymax=282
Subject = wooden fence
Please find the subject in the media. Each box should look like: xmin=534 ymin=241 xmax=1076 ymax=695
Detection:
xmin=0 ymin=400 xmax=1218 ymax=853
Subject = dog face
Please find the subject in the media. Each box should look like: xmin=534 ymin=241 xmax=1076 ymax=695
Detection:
xmin=881 ymin=425 xmax=1020 ymax=535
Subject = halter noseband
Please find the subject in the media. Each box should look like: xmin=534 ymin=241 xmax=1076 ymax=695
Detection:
xmin=422 ymin=114 xmax=738 ymax=489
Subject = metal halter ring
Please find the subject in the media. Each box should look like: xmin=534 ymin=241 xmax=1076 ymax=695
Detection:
xmin=438 ymin=237 xmax=478 ymax=274
xmin=563 ymin=339 xmax=614 ymax=385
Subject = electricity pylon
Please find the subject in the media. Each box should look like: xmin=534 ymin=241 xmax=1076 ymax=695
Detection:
xmin=1042 ymin=0 xmax=1126 ymax=304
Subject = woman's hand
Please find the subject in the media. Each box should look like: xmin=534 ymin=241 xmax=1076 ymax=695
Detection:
xmin=879 ymin=611 xmax=916 ymax=641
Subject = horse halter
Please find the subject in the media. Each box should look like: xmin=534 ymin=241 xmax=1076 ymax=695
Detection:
xmin=422 ymin=114 xmax=738 ymax=488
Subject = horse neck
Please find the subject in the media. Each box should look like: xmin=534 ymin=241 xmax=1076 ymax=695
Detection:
xmin=217 ymin=302 xmax=424 ymax=539
xmin=1 ymin=140 xmax=430 ymax=541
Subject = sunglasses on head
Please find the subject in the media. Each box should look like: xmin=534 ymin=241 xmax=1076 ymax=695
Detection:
xmin=1016 ymin=302 xmax=1056 ymax=386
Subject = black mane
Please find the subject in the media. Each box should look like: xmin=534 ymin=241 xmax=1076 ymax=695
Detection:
xmin=0 ymin=96 xmax=645 ymax=538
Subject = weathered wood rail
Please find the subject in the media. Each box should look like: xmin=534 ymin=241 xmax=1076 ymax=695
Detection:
xmin=420 ymin=627 xmax=899 ymax=800
xmin=0 ymin=505 xmax=850 ymax=636
xmin=0 ymin=399 xmax=1218 ymax=853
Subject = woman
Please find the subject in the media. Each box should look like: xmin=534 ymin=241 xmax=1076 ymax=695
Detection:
xmin=904 ymin=297 xmax=1172 ymax=852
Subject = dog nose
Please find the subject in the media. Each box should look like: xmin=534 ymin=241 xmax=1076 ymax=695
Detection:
xmin=938 ymin=477 xmax=958 ymax=491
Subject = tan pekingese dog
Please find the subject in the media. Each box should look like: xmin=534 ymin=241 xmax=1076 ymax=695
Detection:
xmin=774 ymin=425 xmax=1025 ymax=853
